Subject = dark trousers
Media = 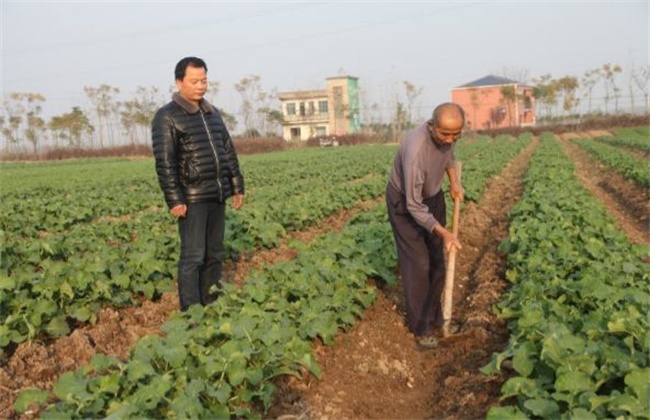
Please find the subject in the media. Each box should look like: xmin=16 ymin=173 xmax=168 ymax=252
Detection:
xmin=386 ymin=183 xmax=447 ymax=337
xmin=177 ymin=201 xmax=226 ymax=311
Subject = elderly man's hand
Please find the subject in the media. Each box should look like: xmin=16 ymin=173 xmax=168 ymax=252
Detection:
xmin=433 ymin=225 xmax=462 ymax=253
xmin=450 ymin=183 xmax=465 ymax=202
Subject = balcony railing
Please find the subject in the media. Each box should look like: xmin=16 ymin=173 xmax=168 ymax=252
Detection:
xmin=283 ymin=113 xmax=329 ymax=123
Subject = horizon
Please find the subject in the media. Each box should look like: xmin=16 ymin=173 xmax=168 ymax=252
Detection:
xmin=2 ymin=1 xmax=648 ymax=144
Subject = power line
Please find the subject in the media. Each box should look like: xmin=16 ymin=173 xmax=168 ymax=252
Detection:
xmin=2 ymin=2 xmax=330 ymax=56
xmin=3 ymin=2 xmax=487 ymax=83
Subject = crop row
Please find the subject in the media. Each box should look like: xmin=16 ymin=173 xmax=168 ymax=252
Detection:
xmin=572 ymin=138 xmax=650 ymax=187
xmin=483 ymin=134 xmax=649 ymax=419
xmin=14 ymin=204 xmax=396 ymax=418
xmin=10 ymin=134 xmax=533 ymax=417
xmin=1 ymin=136 xmax=535 ymax=354
xmin=453 ymin=133 xmax=532 ymax=204
xmin=0 ymin=146 xmax=394 ymax=239
xmin=597 ymin=127 xmax=650 ymax=152
xmin=1 ymin=153 xmax=393 ymax=352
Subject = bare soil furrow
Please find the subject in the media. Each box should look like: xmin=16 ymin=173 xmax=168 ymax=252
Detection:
xmin=559 ymin=137 xmax=649 ymax=245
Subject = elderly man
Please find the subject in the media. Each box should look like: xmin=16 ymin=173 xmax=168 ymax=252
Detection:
xmin=386 ymin=102 xmax=465 ymax=349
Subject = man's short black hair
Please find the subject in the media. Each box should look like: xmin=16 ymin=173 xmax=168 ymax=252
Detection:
xmin=174 ymin=57 xmax=207 ymax=81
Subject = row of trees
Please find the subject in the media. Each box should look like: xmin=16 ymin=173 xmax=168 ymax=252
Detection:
xmin=1 ymin=62 xmax=648 ymax=155
xmin=530 ymin=63 xmax=649 ymax=119
xmin=0 ymin=75 xmax=285 ymax=155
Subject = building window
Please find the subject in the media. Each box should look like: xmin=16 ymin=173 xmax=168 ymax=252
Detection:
xmin=299 ymin=102 xmax=306 ymax=116
xmin=286 ymin=103 xmax=296 ymax=115
xmin=290 ymin=127 xmax=301 ymax=140
xmin=523 ymin=92 xmax=532 ymax=110
xmin=318 ymin=100 xmax=328 ymax=114
xmin=315 ymin=126 xmax=327 ymax=136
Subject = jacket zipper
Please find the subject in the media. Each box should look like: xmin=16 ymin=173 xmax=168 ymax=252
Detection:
xmin=200 ymin=109 xmax=223 ymax=202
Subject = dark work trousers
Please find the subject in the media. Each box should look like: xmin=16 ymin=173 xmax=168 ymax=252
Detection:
xmin=386 ymin=183 xmax=447 ymax=337
xmin=177 ymin=201 xmax=226 ymax=311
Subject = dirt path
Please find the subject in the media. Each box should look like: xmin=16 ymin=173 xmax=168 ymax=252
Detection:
xmin=0 ymin=198 xmax=382 ymax=419
xmin=558 ymin=136 xmax=649 ymax=245
xmin=268 ymin=139 xmax=539 ymax=419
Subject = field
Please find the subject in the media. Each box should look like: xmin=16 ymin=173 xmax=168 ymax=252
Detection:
xmin=0 ymin=128 xmax=648 ymax=419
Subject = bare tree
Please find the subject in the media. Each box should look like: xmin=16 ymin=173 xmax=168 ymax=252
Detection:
xmin=556 ymin=76 xmax=580 ymax=116
xmin=203 ymin=80 xmax=221 ymax=105
xmin=601 ymin=63 xmax=623 ymax=113
xmin=1 ymin=92 xmax=46 ymax=154
xmin=393 ymin=101 xmax=407 ymax=142
xmin=403 ymin=81 xmax=423 ymax=127
xmin=258 ymin=107 xmax=284 ymax=137
xmin=256 ymin=87 xmax=277 ymax=136
xmin=49 ymin=107 xmax=94 ymax=147
xmin=84 ymin=84 xmax=120 ymax=148
xmin=120 ymin=86 xmax=162 ymax=145
xmin=631 ymin=64 xmax=649 ymax=114
xmin=1 ymin=93 xmax=25 ymax=152
xmin=25 ymin=112 xmax=46 ymax=154
xmin=580 ymin=68 xmax=600 ymax=114
xmin=218 ymin=108 xmax=238 ymax=133
xmin=234 ymin=75 xmax=262 ymax=135
xmin=532 ymin=74 xmax=558 ymax=119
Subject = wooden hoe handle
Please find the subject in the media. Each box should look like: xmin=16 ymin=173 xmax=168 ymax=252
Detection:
xmin=442 ymin=161 xmax=462 ymax=337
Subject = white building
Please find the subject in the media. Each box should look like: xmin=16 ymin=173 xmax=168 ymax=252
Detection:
xmin=277 ymin=76 xmax=361 ymax=141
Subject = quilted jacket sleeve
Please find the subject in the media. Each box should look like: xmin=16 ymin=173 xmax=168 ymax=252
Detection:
xmin=151 ymin=106 xmax=185 ymax=209
xmin=217 ymin=111 xmax=245 ymax=195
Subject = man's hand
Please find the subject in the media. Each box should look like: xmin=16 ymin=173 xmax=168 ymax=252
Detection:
xmin=433 ymin=225 xmax=462 ymax=253
xmin=450 ymin=183 xmax=465 ymax=202
xmin=170 ymin=204 xmax=187 ymax=218
xmin=231 ymin=194 xmax=245 ymax=210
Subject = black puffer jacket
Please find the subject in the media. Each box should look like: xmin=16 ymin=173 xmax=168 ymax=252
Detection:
xmin=152 ymin=93 xmax=245 ymax=209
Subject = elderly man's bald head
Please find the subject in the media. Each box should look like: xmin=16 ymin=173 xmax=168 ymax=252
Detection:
xmin=429 ymin=103 xmax=465 ymax=127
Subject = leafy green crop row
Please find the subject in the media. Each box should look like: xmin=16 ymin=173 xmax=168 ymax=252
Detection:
xmin=1 ymin=147 xmax=395 ymax=352
xmin=573 ymin=138 xmax=650 ymax=188
xmin=14 ymin=204 xmax=396 ymax=418
xmin=0 ymin=146 xmax=394 ymax=239
xmin=8 ymin=135 xmax=533 ymax=417
xmin=454 ymin=133 xmax=532 ymax=203
xmin=601 ymin=127 xmax=650 ymax=152
xmin=483 ymin=134 xmax=649 ymax=419
xmin=1 ymin=137 xmax=534 ymax=354
xmin=596 ymin=135 xmax=650 ymax=153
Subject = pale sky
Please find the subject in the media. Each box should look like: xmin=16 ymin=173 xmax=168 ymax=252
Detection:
xmin=2 ymin=0 xmax=648 ymax=126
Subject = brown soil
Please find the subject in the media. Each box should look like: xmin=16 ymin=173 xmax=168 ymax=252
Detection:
xmin=267 ymin=139 xmax=539 ymax=419
xmin=0 ymin=292 xmax=178 ymax=419
xmin=6 ymin=131 xmax=643 ymax=419
xmin=0 ymin=199 xmax=381 ymax=419
xmin=558 ymin=136 xmax=649 ymax=245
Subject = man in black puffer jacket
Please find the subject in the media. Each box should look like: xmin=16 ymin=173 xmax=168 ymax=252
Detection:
xmin=152 ymin=56 xmax=245 ymax=311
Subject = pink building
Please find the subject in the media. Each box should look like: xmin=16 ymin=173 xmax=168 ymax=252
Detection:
xmin=451 ymin=75 xmax=535 ymax=130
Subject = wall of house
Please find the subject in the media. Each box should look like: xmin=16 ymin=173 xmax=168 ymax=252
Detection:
xmin=327 ymin=76 xmax=361 ymax=136
xmin=451 ymin=85 xmax=536 ymax=130
xmin=279 ymin=92 xmax=329 ymax=141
